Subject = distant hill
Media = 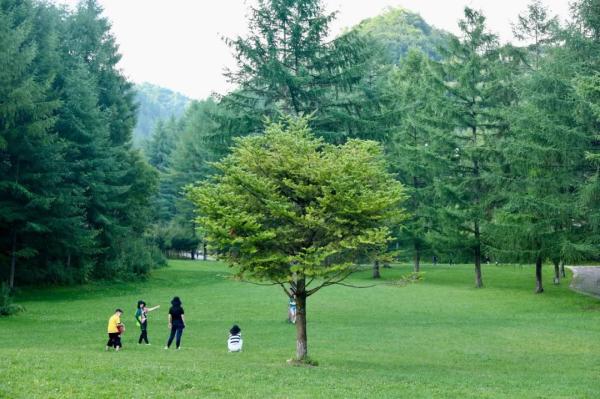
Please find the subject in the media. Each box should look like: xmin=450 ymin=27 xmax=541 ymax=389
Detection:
xmin=133 ymin=83 xmax=191 ymax=145
xmin=353 ymin=7 xmax=449 ymax=64
xmin=131 ymin=9 xmax=446 ymax=146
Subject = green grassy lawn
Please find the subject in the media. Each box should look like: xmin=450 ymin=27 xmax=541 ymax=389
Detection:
xmin=1 ymin=261 xmax=599 ymax=398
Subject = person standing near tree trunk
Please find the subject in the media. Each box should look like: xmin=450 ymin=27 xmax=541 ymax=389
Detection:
xmin=288 ymin=294 xmax=297 ymax=324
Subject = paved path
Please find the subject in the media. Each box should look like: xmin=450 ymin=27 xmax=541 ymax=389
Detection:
xmin=567 ymin=266 xmax=600 ymax=299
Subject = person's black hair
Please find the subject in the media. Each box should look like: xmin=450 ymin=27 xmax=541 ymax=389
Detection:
xmin=115 ymin=308 xmax=123 ymax=313
xmin=137 ymin=300 xmax=146 ymax=308
xmin=230 ymin=324 xmax=241 ymax=335
xmin=171 ymin=296 xmax=182 ymax=307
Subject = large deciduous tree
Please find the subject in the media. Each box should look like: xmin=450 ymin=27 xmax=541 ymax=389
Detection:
xmin=188 ymin=118 xmax=405 ymax=362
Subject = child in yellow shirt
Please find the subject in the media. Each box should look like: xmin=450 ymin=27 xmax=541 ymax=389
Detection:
xmin=106 ymin=309 xmax=123 ymax=351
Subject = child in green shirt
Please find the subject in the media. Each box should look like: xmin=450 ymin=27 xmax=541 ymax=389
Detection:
xmin=135 ymin=300 xmax=160 ymax=345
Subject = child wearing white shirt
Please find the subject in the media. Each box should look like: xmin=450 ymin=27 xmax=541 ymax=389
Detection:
xmin=227 ymin=324 xmax=243 ymax=352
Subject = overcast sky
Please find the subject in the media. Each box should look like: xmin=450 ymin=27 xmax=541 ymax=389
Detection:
xmin=54 ymin=0 xmax=573 ymax=99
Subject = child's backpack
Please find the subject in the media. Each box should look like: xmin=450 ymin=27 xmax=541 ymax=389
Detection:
xmin=134 ymin=308 xmax=142 ymax=327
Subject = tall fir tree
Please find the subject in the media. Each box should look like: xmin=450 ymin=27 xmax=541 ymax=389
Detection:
xmin=493 ymin=55 xmax=585 ymax=292
xmin=161 ymin=100 xmax=221 ymax=257
xmin=63 ymin=0 xmax=160 ymax=278
xmin=223 ymin=0 xmax=370 ymax=143
xmin=571 ymin=0 xmax=600 ymax=264
xmin=490 ymin=1 xmax=600 ymax=292
xmin=512 ymin=0 xmax=559 ymax=70
xmin=1 ymin=0 xmax=162 ymax=287
xmin=383 ymin=49 xmax=450 ymax=272
xmin=145 ymin=118 xmax=179 ymax=173
xmin=429 ymin=8 xmax=514 ymax=287
xmin=0 ymin=0 xmax=64 ymax=288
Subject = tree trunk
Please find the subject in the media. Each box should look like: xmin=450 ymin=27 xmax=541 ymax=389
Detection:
xmin=413 ymin=247 xmax=421 ymax=273
xmin=535 ymin=256 xmax=544 ymax=293
xmin=472 ymin=125 xmax=483 ymax=289
xmin=372 ymin=260 xmax=380 ymax=279
xmin=9 ymin=230 xmax=17 ymax=290
xmin=295 ymin=279 xmax=308 ymax=361
xmin=9 ymin=162 xmax=20 ymax=290
xmin=202 ymin=242 xmax=207 ymax=261
xmin=553 ymin=259 xmax=560 ymax=285
xmin=474 ymin=244 xmax=483 ymax=288
xmin=560 ymin=261 xmax=565 ymax=278
xmin=191 ymin=250 xmax=195 ymax=260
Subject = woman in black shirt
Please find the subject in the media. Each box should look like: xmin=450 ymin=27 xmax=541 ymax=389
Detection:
xmin=164 ymin=296 xmax=186 ymax=350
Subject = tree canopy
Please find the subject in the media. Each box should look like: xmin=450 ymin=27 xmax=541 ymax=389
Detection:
xmin=188 ymin=118 xmax=406 ymax=360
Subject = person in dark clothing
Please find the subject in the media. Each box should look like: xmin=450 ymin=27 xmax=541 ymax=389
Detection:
xmin=135 ymin=300 xmax=160 ymax=345
xmin=164 ymin=296 xmax=185 ymax=350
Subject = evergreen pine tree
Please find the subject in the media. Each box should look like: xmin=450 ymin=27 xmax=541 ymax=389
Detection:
xmin=0 ymin=0 xmax=63 ymax=288
xmin=429 ymin=8 xmax=513 ymax=287
xmin=223 ymin=0 xmax=370 ymax=143
xmin=384 ymin=49 xmax=447 ymax=272
xmin=65 ymin=0 xmax=160 ymax=277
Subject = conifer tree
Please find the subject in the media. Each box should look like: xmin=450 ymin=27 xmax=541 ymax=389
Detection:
xmin=161 ymin=100 xmax=220 ymax=256
xmin=571 ymin=0 xmax=600 ymax=265
xmin=223 ymin=0 xmax=370 ymax=143
xmin=0 ymin=0 xmax=161 ymax=286
xmin=493 ymin=57 xmax=584 ymax=292
xmin=65 ymin=0 xmax=159 ymax=277
xmin=189 ymin=118 xmax=405 ymax=362
xmin=384 ymin=49 xmax=448 ymax=272
xmin=429 ymin=8 xmax=512 ymax=287
xmin=49 ymin=57 xmax=104 ymax=281
xmin=0 ymin=0 xmax=63 ymax=288
xmin=146 ymin=119 xmax=178 ymax=173
xmin=513 ymin=0 xmax=559 ymax=70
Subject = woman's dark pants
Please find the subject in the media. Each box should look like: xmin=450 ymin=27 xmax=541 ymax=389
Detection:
xmin=138 ymin=322 xmax=149 ymax=344
xmin=166 ymin=323 xmax=184 ymax=348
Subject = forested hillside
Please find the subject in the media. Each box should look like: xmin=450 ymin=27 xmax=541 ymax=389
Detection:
xmin=353 ymin=7 xmax=449 ymax=63
xmin=133 ymin=83 xmax=190 ymax=145
xmin=2 ymin=0 xmax=599 ymax=295
xmin=141 ymin=7 xmax=451 ymax=267
xmin=145 ymin=0 xmax=600 ymax=294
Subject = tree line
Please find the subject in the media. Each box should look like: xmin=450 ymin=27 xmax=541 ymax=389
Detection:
xmin=2 ymin=0 xmax=598 ymax=292
xmin=0 ymin=0 xmax=162 ymax=289
xmin=146 ymin=0 xmax=599 ymax=293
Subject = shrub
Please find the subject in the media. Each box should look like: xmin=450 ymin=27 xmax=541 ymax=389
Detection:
xmin=0 ymin=283 xmax=24 ymax=316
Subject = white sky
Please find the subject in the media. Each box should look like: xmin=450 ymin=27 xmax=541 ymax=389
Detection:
xmin=54 ymin=0 xmax=572 ymax=99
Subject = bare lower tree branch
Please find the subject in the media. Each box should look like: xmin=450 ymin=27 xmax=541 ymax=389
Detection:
xmin=306 ymin=270 xmax=422 ymax=296
xmin=238 ymin=279 xmax=281 ymax=287
xmin=306 ymin=268 xmax=356 ymax=296
xmin=331 ymin=281 xmax=378 ymax=289
xmin=280 ymin=283 xmax=292 ymax=298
